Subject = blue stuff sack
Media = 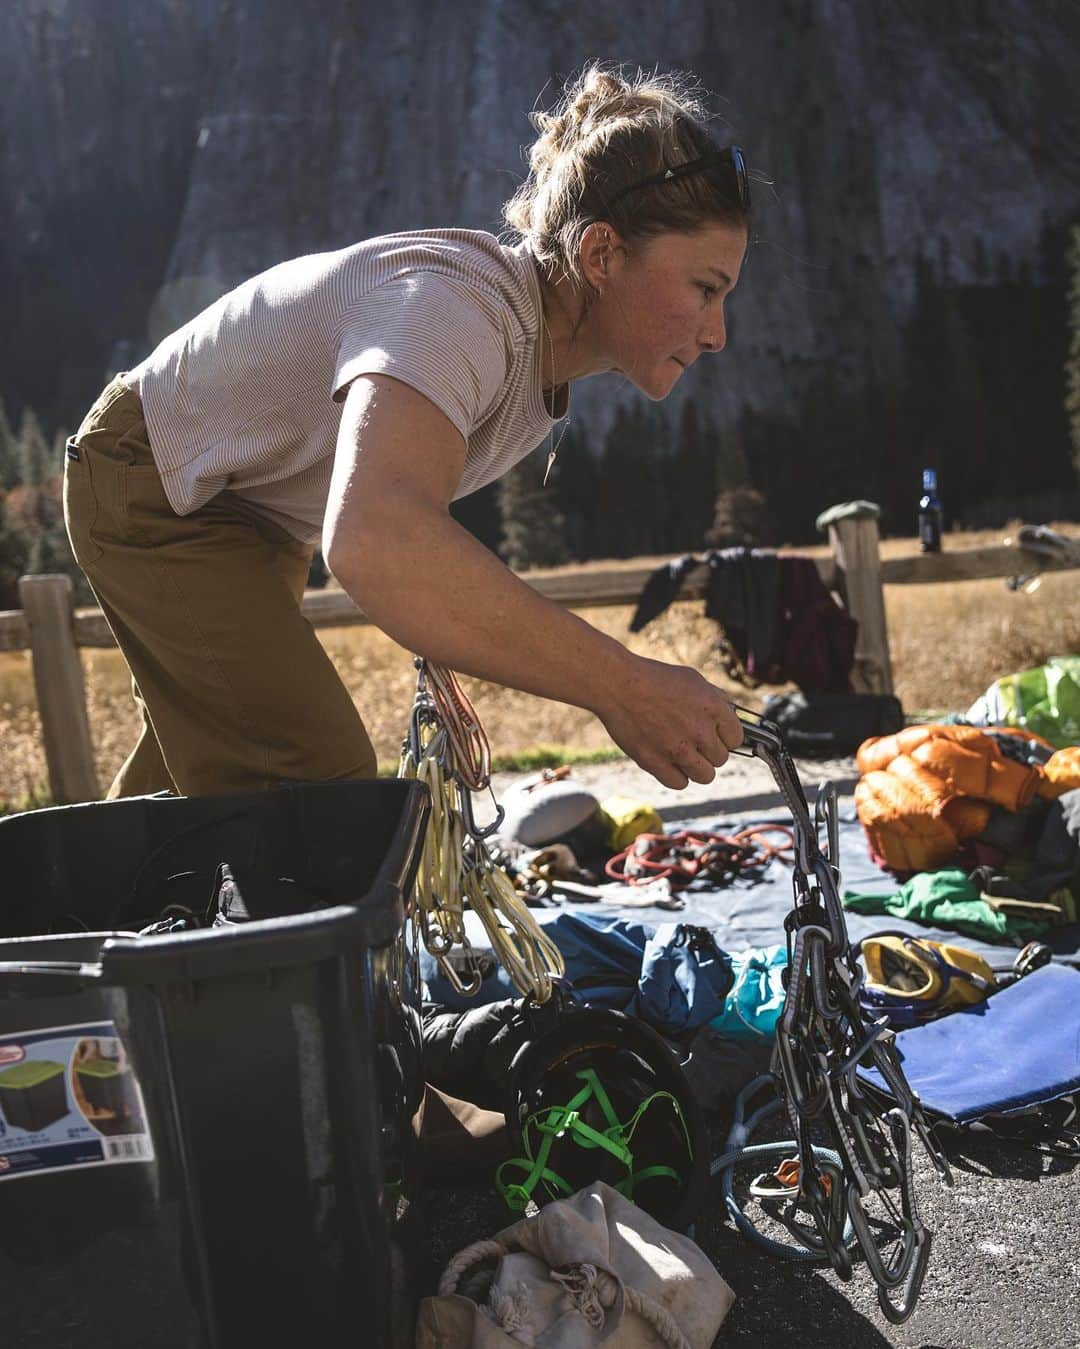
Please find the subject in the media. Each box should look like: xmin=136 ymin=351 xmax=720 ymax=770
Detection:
xmin=859 ymin=962 xmax=1080 ymax=1122
xmin=634 ymin=923 xmax=734 ymax=1037
xmin=708 ymin=945 xmax=789 ymax=1040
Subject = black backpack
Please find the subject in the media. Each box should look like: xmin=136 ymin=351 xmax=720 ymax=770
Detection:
xmin=761 ymin=691 xmax=904 ymax=758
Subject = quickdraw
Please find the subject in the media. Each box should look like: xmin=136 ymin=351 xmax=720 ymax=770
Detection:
xmin=733 ymin=708 xmax=953 ymax=1324
xmin=605 ymin=825 xmax=795 ymax=888
xmin=398 ymin=659 xmax=565 ymax=1003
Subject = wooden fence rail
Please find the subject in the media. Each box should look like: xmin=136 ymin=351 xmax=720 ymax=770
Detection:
xmin=2 ymin=513 xmax=1078 ymax=804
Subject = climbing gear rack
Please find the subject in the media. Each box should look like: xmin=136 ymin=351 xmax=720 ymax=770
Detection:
xmin=732 ymin=708 xmax=953 ymax=1324
xmin=398 ymin=659 xmax=564 ymax=1002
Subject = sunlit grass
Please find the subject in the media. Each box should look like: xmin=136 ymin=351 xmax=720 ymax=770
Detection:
xmin=1 ymin=528 xmax=1077 ymax=806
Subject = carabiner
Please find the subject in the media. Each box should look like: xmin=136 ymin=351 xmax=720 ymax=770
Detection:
xmin=845 ymin=1184 xmax=921 ymax=1295
xmin=740 ymin=719 xmax=815 ymax=872
xmin=458 ymin=780 xmax=505 ymax=841
xmin=814 ymin=780 xmax=840 ymax=875
xmin=876 ymin=1224 xmax=931 ymax=1326
xmin=775 ymin=1027 xmax=832 ymax=1119
xmin=802 ymin=1162 xmax=853 ymax=1281
xmin=434 ymin=943 xmax=483 ymax=998
xmin=407 ymin=695 xmax=438 ymax=767
xmin=761 ymin=1155 xmax=851 ymax=1276
xmin=914 ymin=1114 xmax=954 ymax=1185
xmin=811 ymin=854 xmax=850 ymax=956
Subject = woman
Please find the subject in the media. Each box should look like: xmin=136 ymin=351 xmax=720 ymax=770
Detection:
xmin=64 ymin=63 xmax=750 ymax=800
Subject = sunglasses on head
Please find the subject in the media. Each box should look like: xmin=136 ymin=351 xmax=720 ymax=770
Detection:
xmin=607 ymin=145 xmax=751 ymax=212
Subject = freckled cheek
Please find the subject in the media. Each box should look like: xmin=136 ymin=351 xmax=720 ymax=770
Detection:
xmin=652 ymin=309 xmax=696 ymax=356
xmin=628 ymin=294 xmax=694 ymax=362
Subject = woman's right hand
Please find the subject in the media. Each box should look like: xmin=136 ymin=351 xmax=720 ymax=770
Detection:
xmin=592 ymin=654 xmax=744 ymax=790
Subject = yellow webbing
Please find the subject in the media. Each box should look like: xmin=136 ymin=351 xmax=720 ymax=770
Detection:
xmin=399 ymin=661 xmax=564 ymax=1003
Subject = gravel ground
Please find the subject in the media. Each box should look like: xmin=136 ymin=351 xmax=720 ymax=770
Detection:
xmin=490 ymin=751 xmax=862 ymax=823
xmin=425 ymin=753 xmax=1080 ymax=1348
xmin=424 ymin=1130 xmax=1079 ymax=1348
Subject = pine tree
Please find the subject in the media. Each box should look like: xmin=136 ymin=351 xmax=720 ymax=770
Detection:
xmin=0 ymin=404 xmax=92 ymax=602
xmin=52 ymin=427 xmax=70 ymax=470
xmin=550 ymin=424 xmax=599 ymax=560
xmin=0 ymin=398 xmax=18 ymax=490
xmin=596 ymin=403 xmax=668 ymax=558
xmin=0 ymin=496 xmax=28 ymax=608
xmin=16 ymin=407 xmax=53 ymax=487
xmin=714 ymin=419 xmax=751 ymax=491
xmin=670 ymin=401 xmax=717 ymax=550
xmin=705 ymin=484 xmax=776 ymax=548
xmin=496 ymin=449 xmax=570 ymax=571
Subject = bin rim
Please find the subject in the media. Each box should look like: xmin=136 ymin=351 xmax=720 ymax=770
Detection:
xmin=0 ymin=895 xmax=404 ymax=994
xmin=100 ymin=891 xmax=405 ymax=985
xmin=0 ymin=780 xmax=431 ymax=991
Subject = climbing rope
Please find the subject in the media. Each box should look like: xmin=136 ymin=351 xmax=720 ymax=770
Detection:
xmin=605 ymin=824 xmax=795 ymax=888
xmin=399 ymin=659 xmax=564 ymax=1002
xmin=709 ymin=1074 xmax=856 ymax=1263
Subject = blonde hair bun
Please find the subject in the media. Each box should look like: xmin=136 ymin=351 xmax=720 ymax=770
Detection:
xmin=503 ymin=62 xmax=746 ymax=289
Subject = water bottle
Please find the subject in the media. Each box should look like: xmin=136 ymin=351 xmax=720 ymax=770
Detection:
xmin=918 ymin=468 xmax=943 ymax=553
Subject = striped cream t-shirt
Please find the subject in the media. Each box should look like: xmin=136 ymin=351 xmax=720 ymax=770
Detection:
xmin=129 ymin=229 xmax=568 ymax=545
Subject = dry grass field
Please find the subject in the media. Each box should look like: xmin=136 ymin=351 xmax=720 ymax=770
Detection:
xmin=0 ymin=528 xmax=1077 ymax=804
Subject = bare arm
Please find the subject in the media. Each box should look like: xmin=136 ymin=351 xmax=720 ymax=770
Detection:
xmin=324 ymin=375 xmax=741 ymax=787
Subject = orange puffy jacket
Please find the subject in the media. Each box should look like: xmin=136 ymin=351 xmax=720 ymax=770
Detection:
xmin=1042 ymin=745 xmax=1080 ymax=797
xmin=854 ymin=724 xmax=1080 ymax=873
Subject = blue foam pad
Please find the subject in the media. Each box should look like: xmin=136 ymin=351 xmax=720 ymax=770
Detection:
xmin=861 ymin=963 xmax=1080 ymax=1122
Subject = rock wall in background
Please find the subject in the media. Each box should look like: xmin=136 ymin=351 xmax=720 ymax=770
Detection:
xmin=2 ymin=0 xmax=1079 ymax=544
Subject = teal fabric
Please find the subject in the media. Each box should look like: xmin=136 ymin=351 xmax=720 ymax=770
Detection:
xmin=843 ymin=868 xmax=1050 ymax=944
xmin=709 ymin=944 xmax=788 ymax=1038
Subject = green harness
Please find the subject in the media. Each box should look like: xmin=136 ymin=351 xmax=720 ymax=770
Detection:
xmin=497 ymin=1066 xmax=694 ymax=1212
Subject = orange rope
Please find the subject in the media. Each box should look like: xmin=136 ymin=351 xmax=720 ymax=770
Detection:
xmin=605 ymin=824 xmax=795 ymax=888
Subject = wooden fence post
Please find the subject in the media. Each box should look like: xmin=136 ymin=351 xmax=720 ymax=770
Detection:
xmin=816 ymin=502 xmax=894 ymax=697
xmin=18 ymin=574 xmax=100 ymax=804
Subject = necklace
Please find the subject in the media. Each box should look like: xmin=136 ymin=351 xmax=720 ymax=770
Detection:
xmin=539 ymin=281 xmax=572 ymax=487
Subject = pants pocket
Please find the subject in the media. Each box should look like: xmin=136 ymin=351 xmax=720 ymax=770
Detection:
xmin=63 ymin=438 xmax=104 ymax=566
xmin=119 ymin=457 xmax=181 ymax=548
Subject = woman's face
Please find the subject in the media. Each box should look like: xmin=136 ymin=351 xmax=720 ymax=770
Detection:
xmin=597 ymin=221 xmax=748 ymax=400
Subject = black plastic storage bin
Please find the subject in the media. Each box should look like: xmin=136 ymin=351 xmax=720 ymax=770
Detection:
xmin=0 ymin=778 xmax=429 ymax=1349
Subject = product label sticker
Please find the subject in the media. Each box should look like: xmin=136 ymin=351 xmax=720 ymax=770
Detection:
xmin=0 ymin=1021 xmax=154 ymax=1182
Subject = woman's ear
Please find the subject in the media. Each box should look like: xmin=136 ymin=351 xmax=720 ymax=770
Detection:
xmin=578 ymin=221 xmax=624 ymax=293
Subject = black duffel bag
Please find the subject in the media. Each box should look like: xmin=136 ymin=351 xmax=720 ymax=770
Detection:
xmin=761 ymin=691 xmax=904 ymax=758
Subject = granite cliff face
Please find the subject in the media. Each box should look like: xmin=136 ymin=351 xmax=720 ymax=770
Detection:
xmin=2 ymin=0 xmax=1079 ymax=542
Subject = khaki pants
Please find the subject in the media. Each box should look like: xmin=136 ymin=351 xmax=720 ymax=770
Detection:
xmin=63 ymin=376 xmax=378 ymax=798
